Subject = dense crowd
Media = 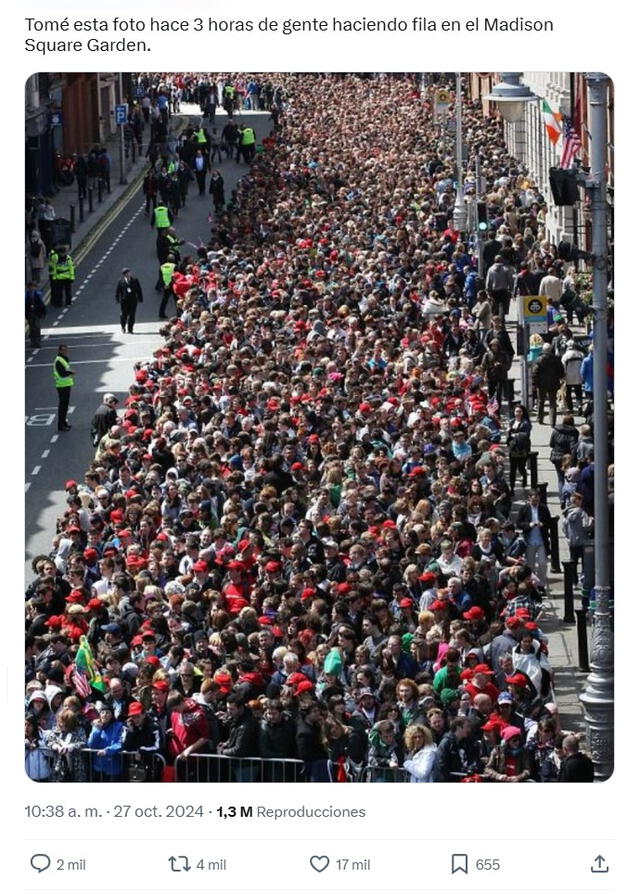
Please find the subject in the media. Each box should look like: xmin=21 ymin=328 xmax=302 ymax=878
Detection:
xmin=25 ymin=73 xmax=600 ymax=784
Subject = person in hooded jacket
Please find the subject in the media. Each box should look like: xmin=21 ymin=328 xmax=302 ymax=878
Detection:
xmin=549 ymin=414 xmax=579 ymax=492
xmin=86 ymin=702 xmax=124 ymax=779
xmin=560 ymin=340 xmax=584 ymax=413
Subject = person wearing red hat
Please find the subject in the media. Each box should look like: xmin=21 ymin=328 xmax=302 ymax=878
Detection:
xmin=122 ymin=700 xmax=161 ymax=764
xmin=166 ymin=691 xmax=210 ymax=777
xmin=484 ymin=725 xmax=530 ymax=782
xmin=464 ymin=665 xmax=500 ymax=705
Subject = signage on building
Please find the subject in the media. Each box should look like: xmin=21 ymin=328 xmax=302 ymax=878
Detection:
xmin=114 ymin=103 xmax=129 ymax=125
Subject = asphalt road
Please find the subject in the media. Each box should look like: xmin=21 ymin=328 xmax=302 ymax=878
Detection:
xmin=25 ymin=107 xmax=272 ymax=577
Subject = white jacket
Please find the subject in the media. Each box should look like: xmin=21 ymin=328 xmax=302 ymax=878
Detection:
xmin=403 ymin=743 xmax=437 ymax=783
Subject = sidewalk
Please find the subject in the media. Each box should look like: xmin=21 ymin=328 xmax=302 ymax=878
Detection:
xmin=506 ymin=307 xmax=587 ymax=731
xmin=28 ymin=112 xmax=190 ymax=293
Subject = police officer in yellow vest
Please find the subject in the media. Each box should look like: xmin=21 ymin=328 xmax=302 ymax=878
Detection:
xmin=158 ymin=253 xmax=177 ymax=320
xmin=53 ymin=343 xmax=74 ymax=431
xmin=223 ymin=83 xmax=235 ymax=117
xmin=195 ymin=124 xmax=210 ymax=160
xmin=49 ymin=245 xmax=75 ymax=308
xmin=151 ymin=203 xmax=172 ymax=233
xmin=239 ymin=124 xmax=257 ymax=163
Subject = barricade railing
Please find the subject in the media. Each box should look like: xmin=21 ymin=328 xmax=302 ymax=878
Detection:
xmin=175 ymin=754 xmax=307 ymax=783
xmin=358 ymin=765 xmax=410 ymax=783
xmin=80 ymin=749 xmax=165 ymax=783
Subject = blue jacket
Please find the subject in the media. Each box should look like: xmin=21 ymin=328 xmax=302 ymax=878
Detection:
xmin=580 ymin=354 xmax=594 ymax=393
xmin=87 ymin=720 xmax=124 ymax=777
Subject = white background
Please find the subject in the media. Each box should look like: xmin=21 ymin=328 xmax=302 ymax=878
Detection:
xmin=7 ymin=1 xmax=632 ymax=888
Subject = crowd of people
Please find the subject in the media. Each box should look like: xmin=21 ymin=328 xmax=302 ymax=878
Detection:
xmin=25 ymin=73 xmax=603 ymax=784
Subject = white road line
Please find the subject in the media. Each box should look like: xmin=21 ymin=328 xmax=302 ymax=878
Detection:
xmin=27 ymin=356 xmax=143 ymax=368
xmin=52 ymin=320 xmax=59 ymax=326
xmin=31 ymin=465 xmax=41 ymax=476
xmin=25 ymin=482 xmax=31 ymax=493
xmin=50 ymin=434 xmax=59 ymax=443
xmin=33 ymin=339 xmax=159 ymax=351
xmin=41 ymin=449 xmax=50 ymax=458
xmin=32 ymin=349 xmax=40 ymax=357
xmin=26 ymin=356 xmax=33 ymax=363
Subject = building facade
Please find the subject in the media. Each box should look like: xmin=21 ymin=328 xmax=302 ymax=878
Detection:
xmin=25 ymin=73 xmax=133 ymax=197
xmin=469 ymin=72 xmax=614 ymax=251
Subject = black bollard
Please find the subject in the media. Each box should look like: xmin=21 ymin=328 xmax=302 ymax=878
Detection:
xmin=78 ymin=195 xmax=84 ymax=223
xmin=576 ymin=609 xmax=590 ymax=672
xmin=97 ymin=178 xmax=103 ymax=203
xmin=88 ymin=187 xmax=94 ymax=214
xmin=505 ymin=378 xmax=515 ymax=409
xmin=537 ymin=481 xmax=549 ymax=505
xmin=529 ymin=451 xmax=539 ymax=489
xmin=549 ymin=515 xmax=561 ymax=574
xmin=562 ymin=561 xmax=576 ymax=623
xmin=69 ymin=204 xmax=76 ymax=234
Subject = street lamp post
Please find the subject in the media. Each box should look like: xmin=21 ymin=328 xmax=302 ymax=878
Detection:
xmin=579 ymin=72 xmax=613 ymax=782
xmin=452 ymin=72 xmax=467 ymax=233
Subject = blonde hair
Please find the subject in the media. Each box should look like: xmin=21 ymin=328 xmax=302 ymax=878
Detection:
xmin=404 ymin=723 xmax=433 ymax=754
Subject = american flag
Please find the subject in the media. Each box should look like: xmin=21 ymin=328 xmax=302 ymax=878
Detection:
xmin=559 ymin=115 xmax=581 ymax=169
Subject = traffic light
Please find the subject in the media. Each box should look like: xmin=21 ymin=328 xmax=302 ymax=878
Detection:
xmin=477 ymin=201 xmax=488 ymax=231
xmin=549 ymin=167 xmax=579 ymax=206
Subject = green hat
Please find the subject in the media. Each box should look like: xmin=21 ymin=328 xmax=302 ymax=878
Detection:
xmin=323 ymin=647 xmax=343 ymax=676
xmin=440 ymin=688 xmax=461 ymax=706
xmin=401 ymin=633 xmax=414 ymax=653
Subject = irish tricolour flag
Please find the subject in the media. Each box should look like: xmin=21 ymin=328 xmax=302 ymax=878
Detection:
xmin=542 ymin=100 xmax=562 ymax=145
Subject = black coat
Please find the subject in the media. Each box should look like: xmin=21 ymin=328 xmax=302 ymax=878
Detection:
xmin=516 ymin=503 xmax=552 ymax=551
xmin=532 ymin=353 xmax=565 ymax=392
xmin=115 ymin=275 xmax=143 ymax=306
xmin=433 ymin=731 xmax=478 ymax=782
xmin=220 ymin=709 xmax=259 ymax=757
xmin=558 ymin=751 xmax=594 ymax=782
xmin=549 ymin=424 xmax=579 ymax=465
xmin=296 ymin=718 xmax=327 ymax=763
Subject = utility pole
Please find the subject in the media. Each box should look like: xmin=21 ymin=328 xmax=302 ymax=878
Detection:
xmin=118 ymin=72 xmax=126 ymax=185
xmin=578 ymin=72 xmax=613 ymax=782
xmin=453 ymin=72 xmax=466 ymax=233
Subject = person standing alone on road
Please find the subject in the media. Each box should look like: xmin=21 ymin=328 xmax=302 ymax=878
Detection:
xmin=209 ymin=169 xmax=225 ymax=214
xmin=115 ymin=267 xmax=143 ymax=334
xmin=53 ymin=344 xmax=74 ymax=432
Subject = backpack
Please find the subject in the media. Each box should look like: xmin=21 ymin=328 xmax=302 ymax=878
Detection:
xmin=30 ymin=241 xmax=41 ymax=258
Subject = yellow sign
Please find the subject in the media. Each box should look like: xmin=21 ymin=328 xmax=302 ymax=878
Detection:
xmin=523 ymin=295 xmax=548 ymax=322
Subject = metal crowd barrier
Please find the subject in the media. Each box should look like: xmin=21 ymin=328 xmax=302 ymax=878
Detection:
xmin=175 ymin=754 xmax=308 ymax=783
xmin=358 ymin=765 xmax=410 ymax=783
xmin=80 ymin=749 xmax=166 ymax=783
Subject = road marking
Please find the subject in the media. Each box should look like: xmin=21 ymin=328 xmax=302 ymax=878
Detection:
xmin=50 ymin=434 xmax=59 ymax=443
xmin=27 ymin=356 xmax=144 ymax=368
xmin=34 ymin=339 xmax=159 ymax=350
xmin=25 ymin=482 xmax=31 ymax=493
xmin=31 ymin=465 xmax=41 ymax=476
xmin=41 ymin=449 xmax=50 ymax=458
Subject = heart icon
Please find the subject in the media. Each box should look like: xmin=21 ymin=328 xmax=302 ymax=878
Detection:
xmin=310 ymin=855 xmax=330 ymax=873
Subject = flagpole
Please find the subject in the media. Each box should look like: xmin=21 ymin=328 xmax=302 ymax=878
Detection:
xmin=570 ymin=72 xmax=579 ymax=254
